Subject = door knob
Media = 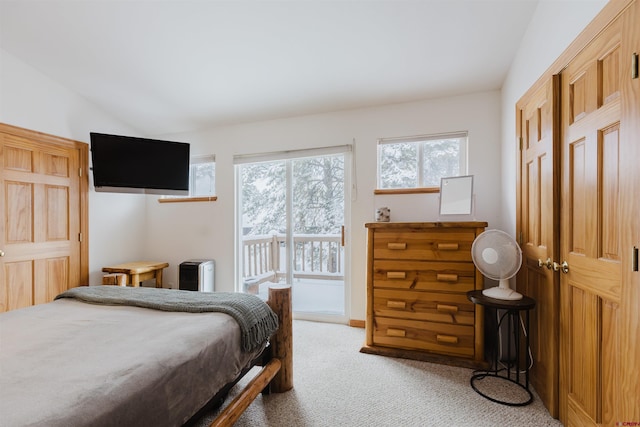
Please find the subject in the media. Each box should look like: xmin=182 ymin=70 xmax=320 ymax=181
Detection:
xmin=553 ymin=261 xmax=569 ymax=273
xmin=0 ymin=249 xmax=4 ymax=257
xmin=538 ymin=258 xmax=552 ymax=269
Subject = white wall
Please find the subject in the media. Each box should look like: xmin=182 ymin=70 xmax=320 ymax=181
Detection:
xmin=146 ymin=90 xmax=502 ymax=321
xmin=500 ymin=0 xmax=607 ymax=236
xmin=0 ymin=48 xmax=147 ymax=285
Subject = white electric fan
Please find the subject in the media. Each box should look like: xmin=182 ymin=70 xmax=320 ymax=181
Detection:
xmin=471 ymin=229 xmax=523 ymax=301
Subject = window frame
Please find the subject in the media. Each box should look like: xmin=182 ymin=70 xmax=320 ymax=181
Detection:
xmin=376 ymin=131 xmax=468 ymax=194
xmin=158 ymin=154 xmax=217 ymax=203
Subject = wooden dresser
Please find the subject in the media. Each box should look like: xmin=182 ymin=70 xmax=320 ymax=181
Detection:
xmin=360 ymin=221 xmax=488 ymax=368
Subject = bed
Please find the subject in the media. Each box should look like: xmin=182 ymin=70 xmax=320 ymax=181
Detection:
xmin=0 ymin=285 xmax=292 ymax=427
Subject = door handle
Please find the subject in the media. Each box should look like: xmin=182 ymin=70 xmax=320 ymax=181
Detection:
xmin=538 ymin=258 xmax=552 ymax=269
xmin=0 ymin=250 xmax=4 ymax=257
xmin=553 ymin=261 xmax=569 ymax=274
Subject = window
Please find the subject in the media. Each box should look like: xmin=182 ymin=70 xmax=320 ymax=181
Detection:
xmin=377 ymin=132 xmax=468 ymax=191
xmin=159 ymin=154 xmax=216 ymax=202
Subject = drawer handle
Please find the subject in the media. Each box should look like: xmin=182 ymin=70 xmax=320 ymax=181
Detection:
xmin=387 ymin=271 xmax=406 ymax=279
xmin=387 ymin=243 xmax=407 ymax=250
xmin=436 ymin=304 xmax=459 ymax=313
xmin=436 ymin=334 xmax=459 ymax=344
xmin=387 ymin=328 xmax=406 ymax=337
xmin=436 ymin=243 xmax=459 ymax=251
xmin=436 ymin=273 xmax=458 ymax=282
xmin=387 ymin=300 xmax=407 ymax=309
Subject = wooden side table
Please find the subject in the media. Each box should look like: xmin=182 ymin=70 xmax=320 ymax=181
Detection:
xmin=102 ymin=261 xmax=169 ymax=287
xmin=467 ymin=289 xmax=536 ymax=406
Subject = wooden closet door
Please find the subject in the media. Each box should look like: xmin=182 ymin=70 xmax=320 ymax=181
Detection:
xmin=0 ymin=124 xmax=89 ymax=312
xmin=559 ymin=7 xmax=638 ymax=424
xmin=618 ymin=1 xmax=640 ymax=419
xmin=516 ymin=75 xmax=559 ymax=417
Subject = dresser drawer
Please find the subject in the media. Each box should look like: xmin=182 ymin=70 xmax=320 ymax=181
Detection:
xmin=372 ymin=316 xmax=474 ymax=357
xmin=372 ymin=229 xmax=475 ymax=261
xmin=373 ymin=289 xmax=474 ymax=325
xmin=372 ymin=260 xmax=476 ymax=293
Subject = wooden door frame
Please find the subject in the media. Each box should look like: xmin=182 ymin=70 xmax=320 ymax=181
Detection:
xmin=0 ymin=123 xmax=90 ymax=286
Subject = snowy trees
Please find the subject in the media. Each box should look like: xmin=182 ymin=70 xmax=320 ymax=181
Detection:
xmin=240 ymin=155 xmax=344 ymax=236
xmin=378 ymin=136 xmax=464 ymax=188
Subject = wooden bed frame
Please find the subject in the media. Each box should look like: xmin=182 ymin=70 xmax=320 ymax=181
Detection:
xmin=207 ymin=285 xmax=293 ymax=427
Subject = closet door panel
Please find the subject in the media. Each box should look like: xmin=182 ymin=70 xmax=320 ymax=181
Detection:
xmin=600 ymin=125 xmax=620 ymax=261
xmin=567 ymin=287 xmax=598 ymax=419
xmin=516 ymin=76 xmax=559 ymax=417
xmin=601 ymin=299 xmax=620 ymax=426
xmin=560 ymin=14 xmax=625 ymax=426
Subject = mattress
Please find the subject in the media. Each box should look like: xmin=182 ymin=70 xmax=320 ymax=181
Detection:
xmin=0 ymin=298 xmax=264 ymax=427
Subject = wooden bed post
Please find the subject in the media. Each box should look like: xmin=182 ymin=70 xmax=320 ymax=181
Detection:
xmin=267 ymin=284 xmax=293 ymax=392
xmin=208 ymin=285 xmax=292 ymax=427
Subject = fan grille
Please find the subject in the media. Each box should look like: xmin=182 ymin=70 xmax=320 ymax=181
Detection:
xmin=471 ymin=230 xmax=522 ymax=280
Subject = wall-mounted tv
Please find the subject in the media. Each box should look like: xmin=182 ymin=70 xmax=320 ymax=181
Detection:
xmin=90 ymin=132 xmax=190 ymax=195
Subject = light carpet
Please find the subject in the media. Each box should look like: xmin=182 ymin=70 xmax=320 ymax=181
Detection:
xmin=194 ymin=320 xmax=561 ymax=426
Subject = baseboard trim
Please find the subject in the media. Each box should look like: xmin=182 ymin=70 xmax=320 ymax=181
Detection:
xmin=349 ymin=319 xmax=365 ymax=328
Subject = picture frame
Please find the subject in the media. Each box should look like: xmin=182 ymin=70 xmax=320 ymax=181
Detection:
xmin=439 ymin=175 xmax=474 ymax=216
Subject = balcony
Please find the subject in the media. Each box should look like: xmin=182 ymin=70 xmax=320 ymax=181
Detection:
xmin=242 ymin=233 xmax=345 ymax=315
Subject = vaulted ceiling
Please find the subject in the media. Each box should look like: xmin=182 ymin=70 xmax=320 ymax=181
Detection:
xmin=1 ymin=1 xmax=539 ymax=135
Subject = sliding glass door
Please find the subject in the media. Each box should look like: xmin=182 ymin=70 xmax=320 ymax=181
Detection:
xmin=236 ymin=148 xmax=349 ymax=321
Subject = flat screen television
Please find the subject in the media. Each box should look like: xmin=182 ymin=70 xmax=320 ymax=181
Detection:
xmin=90 ymin=132 xmax=190 ymax=195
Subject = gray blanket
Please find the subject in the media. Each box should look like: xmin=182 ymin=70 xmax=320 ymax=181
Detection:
xmin=56 ymin=286 xmax=278 ymax=352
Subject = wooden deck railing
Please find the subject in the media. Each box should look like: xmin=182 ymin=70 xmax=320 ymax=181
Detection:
xmin=242 ymin=233 xmax=344 ymax=293
xmin=242 ymin=234 xmax=279 ymax=284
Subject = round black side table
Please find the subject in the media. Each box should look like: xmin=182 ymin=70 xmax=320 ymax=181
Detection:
xmin=467 ymin=289 xmax=536 ymax=406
